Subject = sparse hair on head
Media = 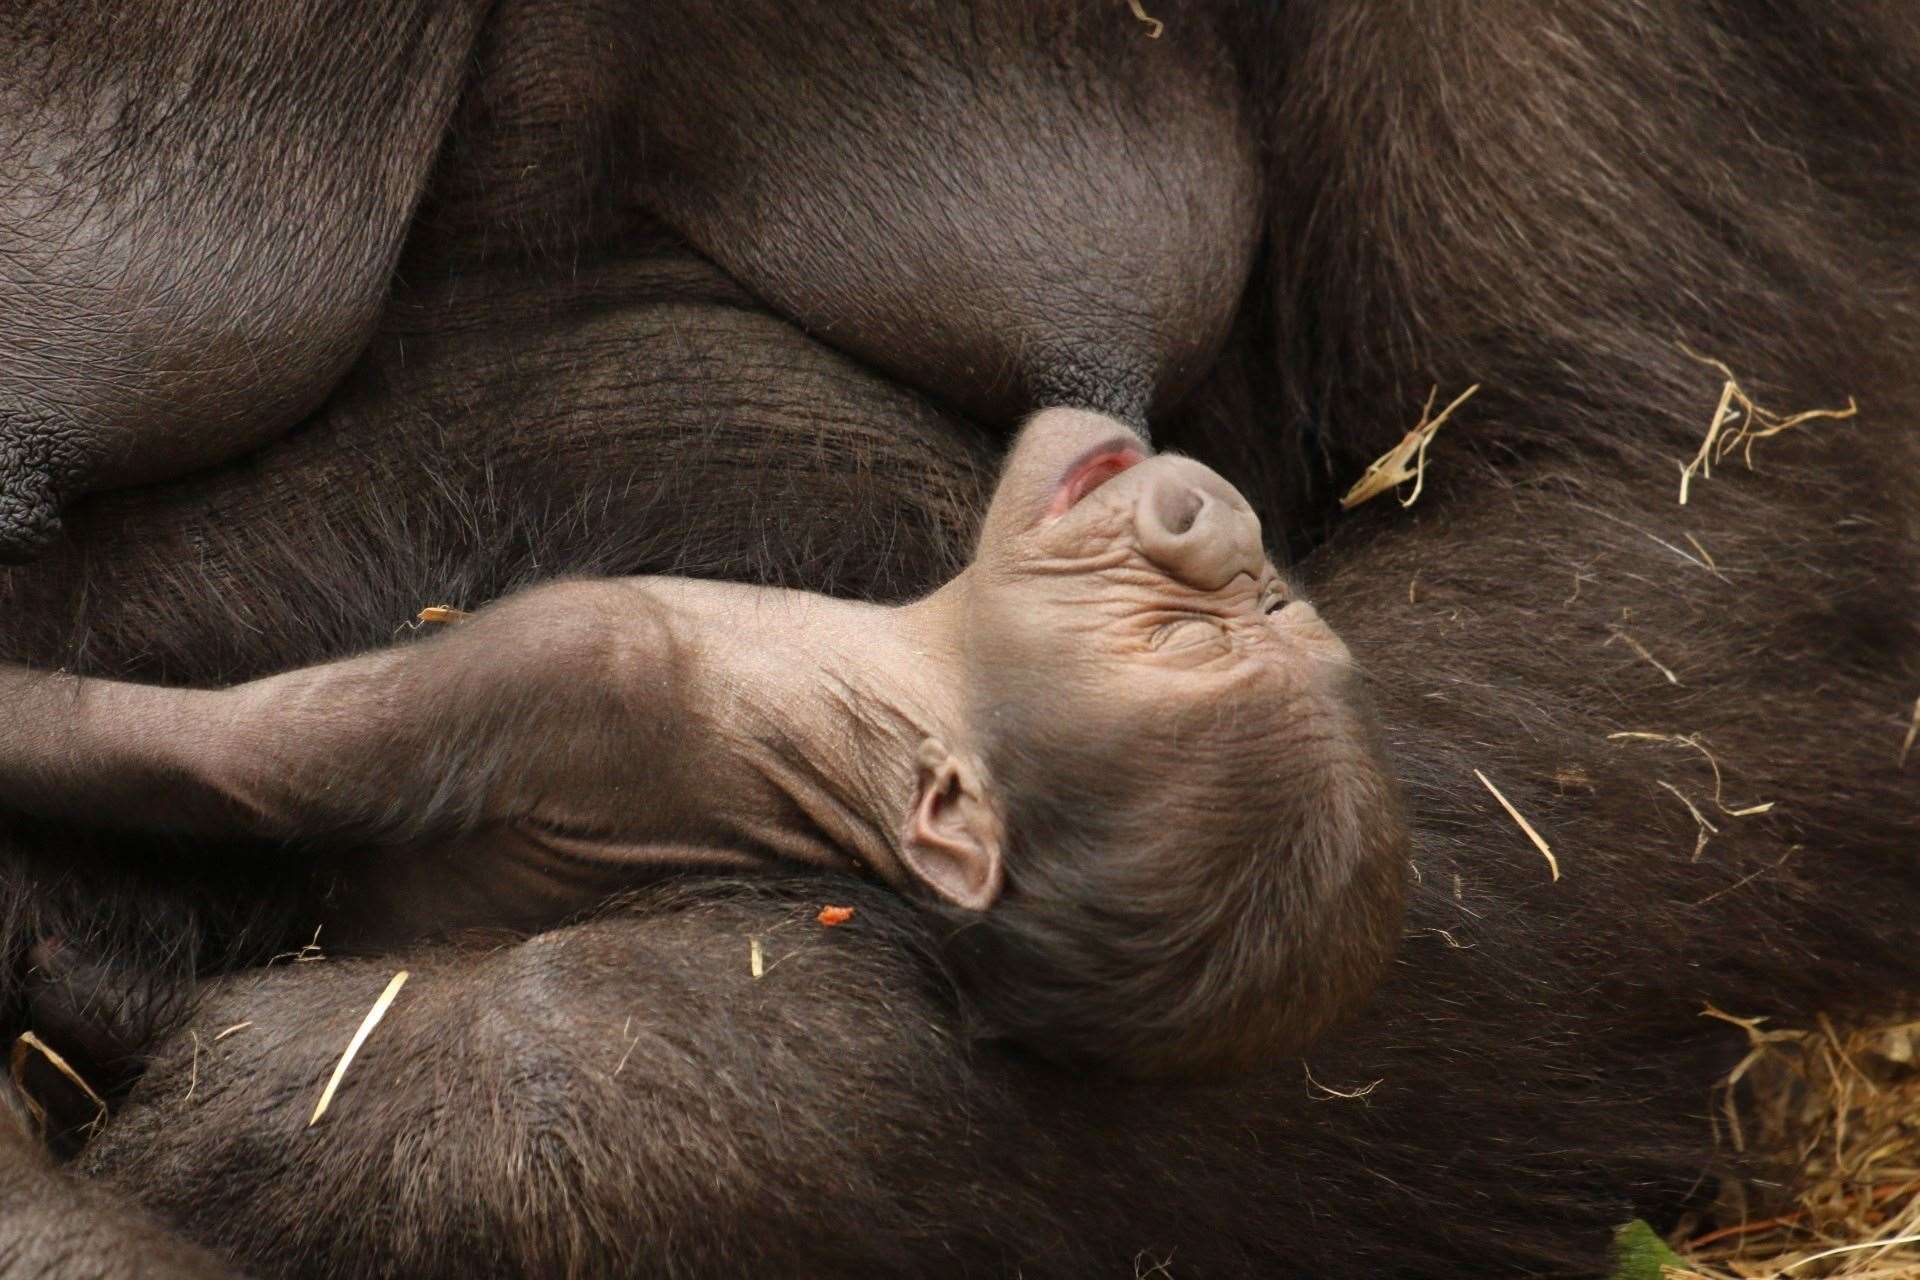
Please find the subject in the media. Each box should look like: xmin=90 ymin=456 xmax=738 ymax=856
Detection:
xmin=935 ymin=670 xmax=1408 ymax=1080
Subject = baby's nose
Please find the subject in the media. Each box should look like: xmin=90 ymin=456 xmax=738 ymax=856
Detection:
xmin=1134 ymin=461 xmax=1265 ymax=590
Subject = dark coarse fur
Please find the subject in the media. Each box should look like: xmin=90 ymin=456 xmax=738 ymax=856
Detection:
xmin=0 ymin=0 xmax=489 ymax=559
xmin=0 ymin=1 xmax=1917 ymax=1277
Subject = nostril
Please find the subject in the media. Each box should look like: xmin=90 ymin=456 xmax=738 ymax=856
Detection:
xmin=1136 ymin=466 xmax=1267 ymax=589
xmin=1153 ymin=484 xmax=1205 ymax=537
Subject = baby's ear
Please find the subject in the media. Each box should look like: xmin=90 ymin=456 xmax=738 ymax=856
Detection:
xmin=900 ymin=738 xmax=1005 ymax=910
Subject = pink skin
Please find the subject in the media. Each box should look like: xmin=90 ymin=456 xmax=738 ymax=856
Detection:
xmin=956 ymin=409 xmax=1348 ymax=710
xmin=1045 ymin=438 xmax=1149 ymax=517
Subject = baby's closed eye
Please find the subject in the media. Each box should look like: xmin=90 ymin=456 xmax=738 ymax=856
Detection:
xmin=1147 ymin=614 xmax=1229 ymax=652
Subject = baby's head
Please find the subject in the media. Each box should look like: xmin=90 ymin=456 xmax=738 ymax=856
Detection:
xmin=898 ymin=410 xmax=1407 ymax=1080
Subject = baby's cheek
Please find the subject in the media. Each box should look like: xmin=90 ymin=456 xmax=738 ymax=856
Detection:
xmin=1272 ymin=603 xmax=1354 ymax=667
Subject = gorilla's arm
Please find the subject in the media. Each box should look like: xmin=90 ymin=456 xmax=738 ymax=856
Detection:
xmin=0 ymin=0 xmax=486 ymax=560
xmin=0 ymin=652 xmax=399 ymax=838
xmin=73 ymin=882 xmax=1062 ymax=1280
xmin=0 ymin=581 xmax=699 ymax=847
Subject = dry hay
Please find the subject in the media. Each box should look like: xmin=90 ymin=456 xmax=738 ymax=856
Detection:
xmin=1124 ymin=0 xmax=1163 ymax=39
xmin=1340 ymin=384 xmax=1481 ymax=510
xmin=1609 ymin=627 xmax=1685 ymax=686
xmin=1578 ymin=354 xmax=1910 ymax=1275
xmin=1333 ymin=361 xmax=1891 ymax=1274
xmin=1606 ymin=732 xmax=1775 ymax=863
xmin=1675 ymin=346 xmax=1858 ymax=506
xmin=8 ymin=1030 xmax=108 ymax=1138
xmin=1645 ymin=356 xmax=1907 ymax=1275
xmin=1668 ymin=1012 xmax=1920 ymax=1279
xmin=308 ymin=969 xmax=409 ymax=1128
xmin=1472 ymin=768 xmax=1560 ymax=881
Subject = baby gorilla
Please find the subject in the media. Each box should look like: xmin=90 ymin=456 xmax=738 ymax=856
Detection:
xmin=0 ymin=410 xmax=1407 ymax=1079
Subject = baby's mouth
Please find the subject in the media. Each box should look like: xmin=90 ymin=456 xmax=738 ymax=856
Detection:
xmin=1048 ymin=438 xmax=1148 ymax=517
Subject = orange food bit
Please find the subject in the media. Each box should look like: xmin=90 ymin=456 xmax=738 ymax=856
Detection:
xmin=816 ymin=905 xmax=855 ymax=927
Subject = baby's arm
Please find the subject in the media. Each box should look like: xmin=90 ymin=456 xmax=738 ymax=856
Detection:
xmin=0 ymin=580 xmax=694 ymax=846
xmin=0 ymin=656 xmax=291 ymax=835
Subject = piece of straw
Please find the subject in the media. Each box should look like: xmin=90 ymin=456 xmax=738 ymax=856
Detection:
xmin=308 ymin=970 xmax=408 ymax=1128
xmin=1340 ymin=384 xmax=1481 ymax=510
xmin=1781 ymin=1235 xmax=1920 ymax=1272
xmin=1656 ymin=780 xmax=1718 ymax=861
xmin=1304 ymin=1063 xmax=1383 ymax=1100
xmin=1125 ymin=0 xmax=1163 ymax=38
xmin=269 ymin=926 xmax=324 ymax=966
xmin=9 ymin=1030 xmax=107 ymax=1136
xmin=1607 ymin=731 xmax=1775 ymax=817
xmin=1675 ymin=345 xmax=1857 ymax=505
xmin=1606 ymin=627 xmax=1682 ymax=685
xmin=1474 ymin=769 xmax=1559 ymax=881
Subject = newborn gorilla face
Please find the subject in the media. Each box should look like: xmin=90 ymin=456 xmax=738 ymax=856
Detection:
xmin=959 ymin=408 xmax=1358 ymax=753
xmin=909 ymin=409 xmax=1409 ymax=1078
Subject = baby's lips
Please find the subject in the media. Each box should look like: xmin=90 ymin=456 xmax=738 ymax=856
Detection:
xmin=1047 ymin=440 xmax=1148 ymax=518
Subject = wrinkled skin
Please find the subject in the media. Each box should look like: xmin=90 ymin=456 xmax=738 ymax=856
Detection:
xmin=0 ymin=1 xmax=1918 ymax=1278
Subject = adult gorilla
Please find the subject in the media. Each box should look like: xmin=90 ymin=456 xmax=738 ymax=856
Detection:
xmin=2 ymin=2 xmax=1917 ymax=1277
